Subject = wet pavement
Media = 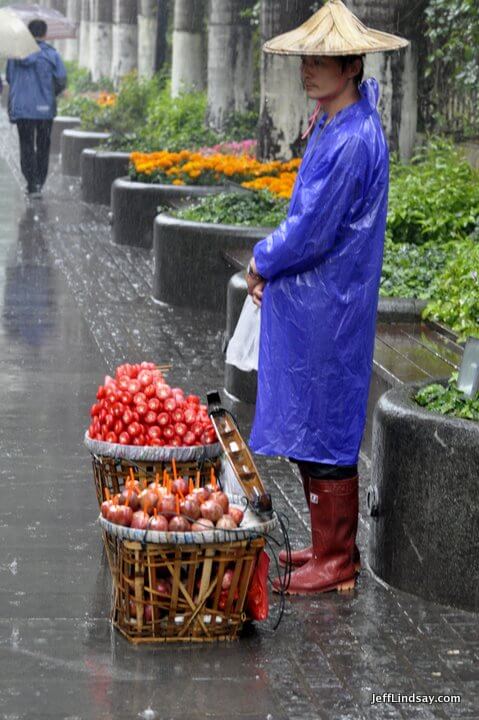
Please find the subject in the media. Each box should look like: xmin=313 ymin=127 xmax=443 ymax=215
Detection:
xmin=0 ymin=111 xmax=478 ymax=720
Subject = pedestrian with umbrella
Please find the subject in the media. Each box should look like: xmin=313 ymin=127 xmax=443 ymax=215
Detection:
xmin=246 ymin=0 xmax=409 ymax=595
xmin=5 ymin=11 xmax=67 ymax=198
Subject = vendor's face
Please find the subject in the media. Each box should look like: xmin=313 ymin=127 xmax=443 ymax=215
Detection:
xmin=301 ymin=55 xmax=357 ymax=100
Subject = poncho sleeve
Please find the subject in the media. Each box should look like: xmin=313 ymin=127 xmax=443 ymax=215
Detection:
xmin=253 ymin=135 xmax=369 ymax=280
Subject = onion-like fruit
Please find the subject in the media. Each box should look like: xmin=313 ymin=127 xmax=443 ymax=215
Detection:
xmin=216 ymin=515 xmax=237 ymax=530
xmin=144 ymin=604 xmax=153 ymax=622
xmin=119 ymin=488 xmax=139 ymax=511
xmin=117 ymin=505 xmax=133 ymax=526
xmin=192 ymin=487 xmax=210 ymax=505
xmin=138 ymin=489 xmax=157 ymax=514
xmin=228 ymin=506 xmax=244 ymax=526
xmin=159 ymin=493 xmax=176 ymax=516
xmin=101 ymin=499 xmax=112 ymax=518
xmin=191 ymin=519 xmax=214 ymax=531
xmin=155 ymin=579 xmax=172 ymax=595
xmin=168 ymin=515 xmax=191 ymax=532
xmin=210 ymin=491 xmax=229 ymax=514
xmin=107 ymin=503 xmax=123 ymax=524
xmin=180 ymin=498 xmax=201 ymax=521
xmin=172 ymin=477 xmax=188 ymax=496
xmin=149 ymin=514 xmax=169 ymax=532
xmin=200 ymin=500 xmax=223 ymax=523
xmin=131 ymin=510 xmax=150 ymax=529
xmin=222 ymin=568 xmax=234 ymax=590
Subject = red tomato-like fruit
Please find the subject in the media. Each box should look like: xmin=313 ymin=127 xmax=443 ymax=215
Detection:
xmin=186 ymin=395 xmax=200 ymax=405
xmin=117 ymin=376 xmax=130 ymax=390
xmin=150 ymin=438 xmax=165 ymax=446
xmin=147 ymin=426 xmax=162 ymax=440
xmin=104 ymin=431 xmax=118 ymax=444
xmin=103 ymin=413 xmax=114 ymax=430
xmin=113 ymin=419 xmax=124 ymax=436
xmin=119 ymin=391 xmax=132 ymax=405
xmin=96 ymin=386 xmax=106 ymax=400
xmin=164 ymin=398 xmax=177 ymax=413
xmin=133 ymin=392 xmax=147 ymax=405
xmin=128 ymin=422 xmax=142 ymax=438
xmin=171 ymin=437 xmax=182 ymax=447
xmin=157 ymin=412 xmax=169 ymax=427
xmin=174 ymin=422 xmax=187 ymax=437
xmin=183 ymin=431 xmax=195 ymax=446
xmin=136 ymin=403 xmax=148 ymax=417
xmin=128 ymin=380 xmax=141 ymax=395
xmin=148 ymin=398 xmax=161 ymax=412
xmin=119 ymin=432 xmax=131 ymax=445
xmin=90 ymin=403 xmax=101 ymax=417
xmin=144 ymin=384 xmax=156 ymax=399
xmin=171 ymin=409 xmax=184 ymax=423
xmin=122 ymin=408 xmax=134 ymax=426
xmin=144 ymin=410 xmax=158 ymax=425
xmin=132 ymin=436 xmax=146 ymax=446
xmin=112 ymin=402 xmax=124 ymax=418
xmin=157 ymin=385 xmax=172 ymax=401
xmin=163 ymin=426 xmax=175 ymax=442
xmin=184 ymin=408 xmax=197 ymax=426
xmin=138 ymin=370 xmax=153 ymax=388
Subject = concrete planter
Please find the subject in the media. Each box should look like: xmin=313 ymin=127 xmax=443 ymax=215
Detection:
xmin=80 ymin=149 xmax=130 ymax=205
xmin=153 ymin=215 xmax=267 ymax=314
xmin=50 ymin=116 xmax=81 ymax=155
xmin=368 ymin=381 xmax=479 ymax=612
xmin=61 ymin=129 xmax=111 ymax=177
xmin=111 ymin=177 xmax=231 ymax=249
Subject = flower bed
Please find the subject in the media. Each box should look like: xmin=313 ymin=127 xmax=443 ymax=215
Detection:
xmin=129 ymin=149 xmax=300 ymax=196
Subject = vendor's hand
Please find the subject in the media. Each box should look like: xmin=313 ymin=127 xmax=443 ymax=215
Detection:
xmin=246 ymin=256 xmax=264 ymax=297
xmin=252 ymin=280 xmax=266 ymax=308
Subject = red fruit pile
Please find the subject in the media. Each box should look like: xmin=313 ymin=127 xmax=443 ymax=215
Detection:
xmin=101 ymin=470 xmax=244 ymax=533
xmin=88 ymin=361 xmax=218 ymax=447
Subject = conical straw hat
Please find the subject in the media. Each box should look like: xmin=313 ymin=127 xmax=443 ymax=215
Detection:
xmin=263 ymin=0 xmax=409 ymax=56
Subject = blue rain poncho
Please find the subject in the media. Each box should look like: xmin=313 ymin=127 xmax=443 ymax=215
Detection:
xmin=249 ymin=78 xmax=389 ymax=466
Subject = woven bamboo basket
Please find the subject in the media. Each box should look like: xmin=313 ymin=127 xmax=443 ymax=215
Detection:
xmin=104 ymin=533 xmax=265 ymax=643
xmin=85 ymin=433 xmax=222 ymax=508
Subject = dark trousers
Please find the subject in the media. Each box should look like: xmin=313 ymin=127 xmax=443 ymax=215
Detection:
xmin=289 ymin=457 xmax=358 ymax=479
xmin=16 ymin=119 xmax=53 ymax=192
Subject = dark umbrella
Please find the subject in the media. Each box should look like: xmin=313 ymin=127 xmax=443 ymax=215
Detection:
xmin=5 ymin=3 xmax=77 ymax=40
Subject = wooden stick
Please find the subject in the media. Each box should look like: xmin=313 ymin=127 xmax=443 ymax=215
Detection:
xmin=195 ymin=470 xmax=200 ymax=489
xmin=172 ymin=459 xmax=177 ymax=481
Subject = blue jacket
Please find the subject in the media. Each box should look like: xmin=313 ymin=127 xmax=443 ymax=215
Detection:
xmin=6 ymin=41 xmax=66 ymax=122
xmin=249 ymin=78 xmax=389 ymax=466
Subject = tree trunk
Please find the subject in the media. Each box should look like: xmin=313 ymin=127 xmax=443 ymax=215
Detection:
xmin=258 ymin=0 xmax=313 ymax=160
xmin=64 ymin=0 xmax=81 ymax=62
xmin=90 ymin=0 xmax=113 ymax=81
xmin=171 ymin=0 xmax=205 ymax=96
xmin=207 ymin=0 xmax=256 ymax=131
xmin=138 ymin=0 xmax=158 ymax=78
xmin=112 ymin=0 xmax=139 ymax=84
xmin=49 ymin=0 xmax=67 ymax=55
xmin=78 ymin=0 xmax=91 ymax=69
xmin=348 ymin=0 xmax=424 ymax=160
xmin=155 ymin=0 xmax=170 ymax=72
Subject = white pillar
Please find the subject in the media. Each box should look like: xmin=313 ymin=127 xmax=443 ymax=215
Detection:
xmin=112 ymin=0 xmax=139 ymax=84
xmin=64 ymin=0 xmax=80 ymax=61
xmin=90 ymin=0 xmax=113 ymax=81
xmin=78 ymin=0 xmax=91 ymax=69
xmin=171 ymin=0 xmax=205 ymax=96
xmin=138 ymin=0 xmax=158 ymax=79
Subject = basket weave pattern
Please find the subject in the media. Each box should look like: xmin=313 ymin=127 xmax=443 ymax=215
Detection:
xmin=105 ymin=534 xmax=265 ymax=643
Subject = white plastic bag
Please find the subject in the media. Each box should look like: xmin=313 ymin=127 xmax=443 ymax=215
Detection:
xmin=226 ymin=295 xmax=260 ymax=372
xmin=219 ymin=454 xmax=245 ymax=497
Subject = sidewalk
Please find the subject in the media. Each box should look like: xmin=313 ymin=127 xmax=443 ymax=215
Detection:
xmin=0 ymin=112 xmax=477 ymax=720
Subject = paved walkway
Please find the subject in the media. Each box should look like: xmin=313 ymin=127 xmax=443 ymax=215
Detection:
xmin=0 ymin=112 xmax=478 ymax=720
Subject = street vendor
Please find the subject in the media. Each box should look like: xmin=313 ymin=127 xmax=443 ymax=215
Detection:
xmin=246 ymin=0 xmax=409 ymax=595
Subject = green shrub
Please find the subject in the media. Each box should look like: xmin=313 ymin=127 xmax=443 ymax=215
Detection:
xmin=380 ymin=239 xmax=454 ymax=299
xmin=423 ymin=238 xmax=479 ymax=340
xmin=57 ymin=94 xmax=100 ymax=121
xmin=387 ymin=139 xmax=479 ymax=245
xmin=173 ymin=191 xmax=289 ymax=228
xmin=63 ymin=60 xmax=114 ymax=94
xmin=414 ymin=374 xmax=479 ymax=421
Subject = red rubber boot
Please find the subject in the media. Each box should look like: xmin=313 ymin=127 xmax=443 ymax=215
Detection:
xmin=278 ymin=467 xmax=312 ymax=567
xmin=273 ymin=475 xmax=358 ymax=595
xmin=279 ymin=470 xmax=361 ymax=575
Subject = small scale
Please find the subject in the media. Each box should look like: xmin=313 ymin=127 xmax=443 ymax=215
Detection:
xmin=207 ymin=390 xmax=273 ymax=519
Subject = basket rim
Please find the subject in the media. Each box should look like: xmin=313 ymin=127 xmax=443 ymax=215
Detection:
xmin=84 ymin=431 xmax=221 ymax=462
xmin=99 ymin=494 xmax=278 ymax=544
